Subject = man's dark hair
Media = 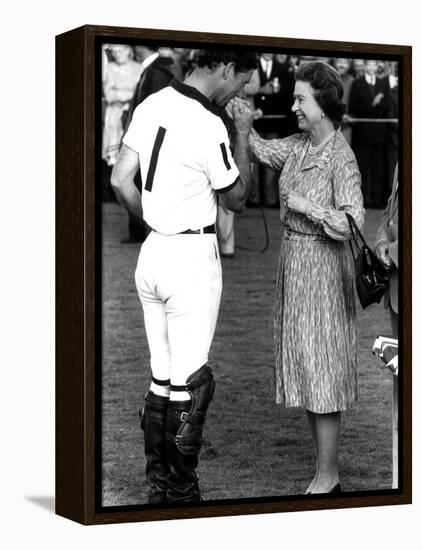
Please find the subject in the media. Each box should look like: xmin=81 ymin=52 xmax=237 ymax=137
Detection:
xmin=195 ymin=50 xmax=257 ymax=74
xmin=295 ymin=61 xmax=346 ymax=128
xmin=134 ymin=45 xmax=159 ymax=53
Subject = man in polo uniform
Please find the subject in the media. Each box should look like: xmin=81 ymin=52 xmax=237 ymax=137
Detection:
xmin=111 ymin=49 xmax=257 ymax=503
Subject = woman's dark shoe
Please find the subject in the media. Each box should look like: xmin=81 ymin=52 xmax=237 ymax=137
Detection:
xmin=329 ymin=482 xmax=343 ymax=493
xmin=306 ymin=482 xmax=343 ymax=495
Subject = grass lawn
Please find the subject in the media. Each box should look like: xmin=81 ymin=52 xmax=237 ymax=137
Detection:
xmin=101 ymin=203 xmax=394 ymax=506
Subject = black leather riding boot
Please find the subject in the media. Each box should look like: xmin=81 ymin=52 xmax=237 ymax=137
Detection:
xmin=140 ymin=391 xmax=169 ymax=504
xmin=166 ymin=400 xmax=201 ymax=503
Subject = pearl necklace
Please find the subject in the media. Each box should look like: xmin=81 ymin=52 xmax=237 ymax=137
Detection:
xmin=308 ymin=131 xmax=335 ymax=155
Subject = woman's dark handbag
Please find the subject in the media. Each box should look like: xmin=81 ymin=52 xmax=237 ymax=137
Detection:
xmin=346 ymin=213 xmax=389 ymax=309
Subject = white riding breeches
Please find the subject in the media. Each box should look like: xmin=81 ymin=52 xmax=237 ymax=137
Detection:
xmin=135 ymin=230 xmax=222 ymax=386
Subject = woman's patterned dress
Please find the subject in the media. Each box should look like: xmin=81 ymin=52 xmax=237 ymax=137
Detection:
xmin=250 ymin=129 xmax=365 ymax=413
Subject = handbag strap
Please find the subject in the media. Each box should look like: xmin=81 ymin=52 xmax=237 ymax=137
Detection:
xmin=346 ymin=212 xmax=366 ymax=264
xmin=346 ymin=213 xmax=368 ymax=246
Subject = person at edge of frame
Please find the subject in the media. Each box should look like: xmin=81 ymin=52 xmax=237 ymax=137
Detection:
xmin=374 ymin=162 xmax=399 ymax=489
xmin=110 ymin=49 xmax=257 ymax=504
xmin=101 ymin=44 xmax=141 ymax=202
xmin=348 ymin=59 xmax=392 ymax=208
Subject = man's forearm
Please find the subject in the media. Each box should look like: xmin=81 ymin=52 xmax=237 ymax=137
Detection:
xmin=232 ymin=132 xmax=252 ymax=204
xmin=221 ymin=132 xmax=252 ymax=213
xmin=111 ymin=175 xmax=144 ymax=225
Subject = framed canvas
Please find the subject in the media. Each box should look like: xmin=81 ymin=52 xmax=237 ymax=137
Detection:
xmin=56 ymin=24 xmax=412 ymax=525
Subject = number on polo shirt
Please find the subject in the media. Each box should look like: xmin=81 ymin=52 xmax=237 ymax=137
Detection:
xmin=145 ymin=126 xmax=167 ymax=192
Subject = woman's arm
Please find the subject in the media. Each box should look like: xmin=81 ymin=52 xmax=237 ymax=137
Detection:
xmin=249 ymin=128 xmax=298 ymax=170
xmin=282 ymin=153 xmax=365 ymax=241
xmin=305 ymin=155 xmax=365 ymax=240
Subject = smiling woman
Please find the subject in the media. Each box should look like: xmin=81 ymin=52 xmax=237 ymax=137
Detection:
xmin=235 ymin=60 xmax=365 ymax=495
xmin=292 ymin=62 xmax=346 ymax=139
xmin=293 ymin=81 xmax=332 ymax=134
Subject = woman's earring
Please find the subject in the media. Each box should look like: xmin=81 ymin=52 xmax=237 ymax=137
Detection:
xmin=321 ymin=112 xmax=325 ymax=118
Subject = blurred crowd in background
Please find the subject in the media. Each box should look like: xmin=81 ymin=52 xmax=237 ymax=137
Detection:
xmin=101 ymin=44 xmax=399 ymax=216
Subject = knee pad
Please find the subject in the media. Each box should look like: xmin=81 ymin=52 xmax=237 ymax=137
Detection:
xmin=173 ymin=365 xmax=215 ymax=455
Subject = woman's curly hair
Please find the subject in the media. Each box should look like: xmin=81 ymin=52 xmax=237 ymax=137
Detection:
xmin=295 ymin=61 xmax=346 ymax=128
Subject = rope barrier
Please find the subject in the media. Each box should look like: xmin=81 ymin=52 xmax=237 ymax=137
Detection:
xmin=236 ymin=204 xmax=270 ymax=254
xmin=259 ymin=115 xmax=398 ymax=123
xmin=259 ymin=114 xmax=287 ymax=119
xmin=346 ymin=117 xmax=398 ymax=123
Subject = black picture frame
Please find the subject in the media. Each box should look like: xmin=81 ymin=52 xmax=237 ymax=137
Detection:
xmin=56 ymin=24 xmax=412 ymax=525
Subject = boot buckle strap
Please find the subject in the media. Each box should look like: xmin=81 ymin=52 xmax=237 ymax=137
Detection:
xmin=175 ymin=434 xmax=201 ymax=446
xmin=179 ymin=411 xmax=204 ymax=425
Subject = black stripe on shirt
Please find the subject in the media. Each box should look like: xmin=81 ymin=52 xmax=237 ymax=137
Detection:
xmin=145 ymin=126 xmax=166 ymax=192
xmin=216 ymin=176 xmax=239 ymax=194
xmin=220 ymin=142 xmax=231 ymax=171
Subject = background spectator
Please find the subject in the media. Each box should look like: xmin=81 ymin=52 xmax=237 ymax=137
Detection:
xmin=352 ymin=58 xmax=365 ymax=78
xmin=385 ymin=61 xmax=399 ymax=191
xmin=349 ymin=59 xmax=392 ymax=207
xmin=334 ymin=58 xmax=354 ymax=144
xmin=102 ymin=44 xmax=141 ymax=201
xmin=158 ymin=47 xmax=185 ymax=80
xmin=240 ymin=68 xmax=261 ymax=207
xmin=376 ymin=60 xmax=388 ymax=79
xmin=124 ymin=46 xmax=175 ymax=132
xmin=217 ymin=67 xmax=261 ymax=254
xmin=120 ymin=46 xmax=175 ymax=243
xmin=289 ymin=54 xmax=300 ymax=72
xmin=375 ymin=163 xmax=399 ymax=488
xmin=254 ymin=53 xmax=293 ymax=207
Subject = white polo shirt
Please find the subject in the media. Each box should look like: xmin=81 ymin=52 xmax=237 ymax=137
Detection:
xmin=122 ymin=79 xmax=239 ymax=235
